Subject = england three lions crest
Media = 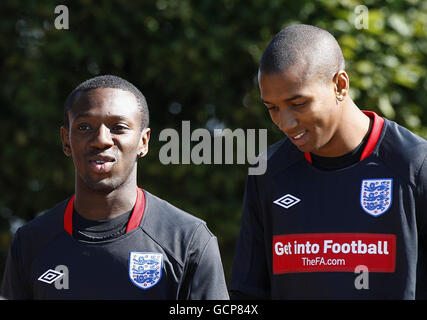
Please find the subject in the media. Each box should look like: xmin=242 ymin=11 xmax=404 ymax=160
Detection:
xmin=360 ymin=179 xmax=393 ymax=217
xmin=129 ymin=252 xmax=163 ymax=290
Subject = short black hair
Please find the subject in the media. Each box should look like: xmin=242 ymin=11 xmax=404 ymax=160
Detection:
xmin=63 ymin=75 xmax=149 ymax=130
xmin=259 ymin=24 xmax=345 ymax=84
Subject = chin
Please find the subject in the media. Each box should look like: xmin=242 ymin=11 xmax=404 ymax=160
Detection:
xmin=87 ymin=183 xmax=117 ymax=194
xmin=82 ymin=176 xmax=124 ymax=194
xmin=77 ymin=166 xmax=136 ymax=194
xmin=295 ymin=144 xmax=313 ymax=153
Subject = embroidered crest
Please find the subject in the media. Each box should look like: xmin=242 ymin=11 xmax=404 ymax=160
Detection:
xmin=360 ymin=179 xmax=393 ymax=217
xmin=129 ymin=252 xmax=163 ymax=290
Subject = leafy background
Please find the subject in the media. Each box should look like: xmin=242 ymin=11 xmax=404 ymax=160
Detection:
xmin=1 ymin=0 xmax=427 ymax=288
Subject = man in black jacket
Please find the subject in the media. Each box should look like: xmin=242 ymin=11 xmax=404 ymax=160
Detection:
xmin=2 ymin=75 xmax=229 ymax=300
xmin=229 ymin=24 xmax=427 ymax=299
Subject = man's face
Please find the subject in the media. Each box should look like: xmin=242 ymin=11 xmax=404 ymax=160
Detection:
xmin=259 ymin=66 xmax=342 ymax=156
xmin=61 ymin=88 xmax=150 ymax=193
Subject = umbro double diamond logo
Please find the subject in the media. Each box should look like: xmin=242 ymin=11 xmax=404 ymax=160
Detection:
xmin=38 ymin=269 xmax=64 ymax=284
xmin=273 ymin=194 xmax=301 ymax=209
xmin=37 ymin=265 xmax=69 ymax=289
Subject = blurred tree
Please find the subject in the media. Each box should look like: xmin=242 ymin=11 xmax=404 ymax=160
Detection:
xmin=1 ymin=0 xmax=427 ymax=287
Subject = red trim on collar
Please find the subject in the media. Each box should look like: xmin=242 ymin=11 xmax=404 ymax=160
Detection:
xmin=359 ymin=111 xmax=384 ymax=161
xmin=304 ymin=110 xmax=384 ymax=164
xmin=125 ymin=188 xmax=145 ymax=233
xmin=63 ymin=188 xmax=146 ymax=236
xmin=64 ymin=195 xmax=74 ymax=235
xmin=304 ymin=152 xmax=312 ymax=163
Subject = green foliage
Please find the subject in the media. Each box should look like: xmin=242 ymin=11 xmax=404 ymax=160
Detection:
xmin=1 ymin=0 xmax=427 ymax=286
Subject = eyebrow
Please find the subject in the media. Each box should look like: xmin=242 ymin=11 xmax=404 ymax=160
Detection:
xmin=261 ymin=94 xmax=305 ymax=105
xmin=72 ymin=112 xmax=132 ymax=122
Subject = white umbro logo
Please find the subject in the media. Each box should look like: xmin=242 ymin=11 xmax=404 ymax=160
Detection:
xmin=273 ymin=194 xmax=301 ymax=209
xmin=38 ymin=269 xmax=64 ymax=284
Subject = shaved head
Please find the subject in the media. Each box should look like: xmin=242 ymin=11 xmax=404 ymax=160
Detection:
xmin=260 ymin=24 xmax=345 ymax=84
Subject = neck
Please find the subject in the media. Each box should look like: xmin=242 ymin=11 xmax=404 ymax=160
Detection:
xmin=74 ymin=172 xmax=138 ymax=221
xmin=313 ymin=99 xmax=371 ymax=157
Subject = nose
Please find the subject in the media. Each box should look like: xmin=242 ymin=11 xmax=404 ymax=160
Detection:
xmin=90 ymin=124 xmax=114 ymax=150
xmin=278 ymin=108 xmax=298 ymax=133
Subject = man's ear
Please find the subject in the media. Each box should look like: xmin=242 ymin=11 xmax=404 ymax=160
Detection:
xmin=333 ymin=70 xmax=349 ymax=100
xmin=60 ymin=126 xmax=72 ymax=157
xmin=137 ymin=128 xmax=151 ymax=158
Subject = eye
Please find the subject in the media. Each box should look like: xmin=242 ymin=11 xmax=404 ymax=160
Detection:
xmin=266 ymin=106 xmax=278 ymax=112
xmin=77 ymin=123 xmax=92 ymax=131
xmin=111 ymin=124 xmax=130 ymax=132
xmin=292 ymin=101 xmax=306 ymax=107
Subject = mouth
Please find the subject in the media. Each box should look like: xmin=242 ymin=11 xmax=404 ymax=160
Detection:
xmin=288 ymin=130 xmax=308 ymax=147
xmin=88 ymin=155 xmax=116 ymax=174
xmin=292 ymin=131 xmax=306 ymax=140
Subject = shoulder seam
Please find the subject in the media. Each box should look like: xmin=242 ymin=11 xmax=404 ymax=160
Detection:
xmin=139 ymin=226 xmax=185 ymax=267
xmin=375 ymin=155 xmax=417 ymax=191
xmin=182 ymin=221 xmax=207 ymax=266
xmin=416 ymin=153 xmax=427 ymax=190
xmin=188 ymin=232 xmax=216 ymax=298
xmin=177 ymin=221 xmax=209 ymax=298
xmin=415 ymin=153 xmax=427 ymax=231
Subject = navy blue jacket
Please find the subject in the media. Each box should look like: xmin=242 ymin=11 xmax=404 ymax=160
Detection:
xmin=230 ymin=112 xmax=427 ymax=299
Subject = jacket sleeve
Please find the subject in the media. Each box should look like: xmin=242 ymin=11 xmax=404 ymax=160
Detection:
xmin=416 ymin=154 xmax=427 ymax=234
xmin=178 ymin=223 xmax=229 ymax=300
xmin=1 ymin=229 xmax=32 ymax=300
xmin=228 ymin=174 xmax=271 ymax=299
